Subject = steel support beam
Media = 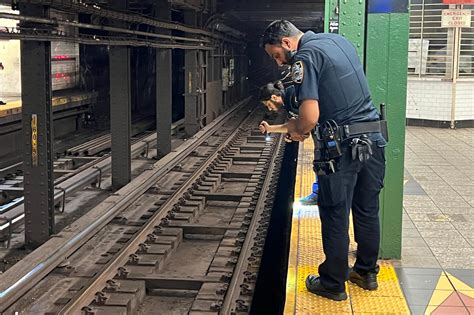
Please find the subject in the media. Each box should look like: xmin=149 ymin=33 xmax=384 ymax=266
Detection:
xmin=110 ymin=46 xmax=132 ymax=188
xmin=184 ymin=11 xmax=199 ymax=136
xmin=155 ymin=0 xmax=172 ymax=157
xmin=324 ymin=0 xmax=366 ymax=61
xmin=20 ymin=3 xmax=55 ymax=248
xmin=365 ymin=0 xmax=409 ymax=259
xmin=109 ymin=0 xmax=131 ymax=189
xmin=325 ymin=0 xmax=409 ymax=258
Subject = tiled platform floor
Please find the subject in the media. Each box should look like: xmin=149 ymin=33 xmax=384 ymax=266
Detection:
xmin=399 ymin=126 xmax=474 ymax=314
xmin=284 ymin=127 xmax=474 ymax=314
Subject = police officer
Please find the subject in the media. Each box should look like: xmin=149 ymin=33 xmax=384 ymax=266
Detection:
xmin=260 ymin=20 xmax=387 ymax=301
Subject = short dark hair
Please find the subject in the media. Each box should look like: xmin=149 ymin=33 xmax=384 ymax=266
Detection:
xmin=258 ymin=81 xmax=285 ymax=102
xmin=260 ymin=20 xmax=301 ymax=47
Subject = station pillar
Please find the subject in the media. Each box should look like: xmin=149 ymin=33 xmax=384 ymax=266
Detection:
xmin=325 ymin=0 xmax=409 ymax=258
xmin=155 ymin=0 xmax=173 ymax=158
xmin=20 ymin=3 xmax=55 ymax=248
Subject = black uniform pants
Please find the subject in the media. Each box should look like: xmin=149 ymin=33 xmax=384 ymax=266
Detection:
xmin=313 ymin=141 xmax=385 ymax=292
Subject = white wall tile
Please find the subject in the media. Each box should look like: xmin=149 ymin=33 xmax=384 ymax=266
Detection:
xmin=406 ymin=78 xmax=474 ymax=121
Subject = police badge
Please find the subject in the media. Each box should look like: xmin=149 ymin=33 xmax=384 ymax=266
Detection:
xmin=291 ymin=61 xmax=304 ymax=83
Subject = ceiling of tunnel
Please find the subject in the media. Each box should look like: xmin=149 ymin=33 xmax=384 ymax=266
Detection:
xmin=216 ymin=0 xmax=325 ymax=37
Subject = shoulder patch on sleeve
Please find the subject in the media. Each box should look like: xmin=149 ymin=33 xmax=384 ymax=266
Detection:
xmin=291 ymin=61 xmax=304 ymax=84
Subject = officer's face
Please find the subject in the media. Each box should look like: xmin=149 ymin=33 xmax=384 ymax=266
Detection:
xmin=265 ymin=38 xmax=291 ymax=66
xmin=265 ymin=45 xmax=286 ymax=66
xmin=262 ymin=95 xmax=283 ymax=112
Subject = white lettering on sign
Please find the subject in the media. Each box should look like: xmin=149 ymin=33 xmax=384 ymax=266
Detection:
xmin=442 ymin=9 xmax=471 ymax=28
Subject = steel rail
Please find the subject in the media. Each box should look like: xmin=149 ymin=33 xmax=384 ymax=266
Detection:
xmin=0 ymin=97 xmax=251 ymax=312
xmin=57 ymin=99 xmax=258 ymax=315
xmin=220 ymin=134 xmax=284 ymax=314
xmin=0 ymin=133 xmax=156 ymax=234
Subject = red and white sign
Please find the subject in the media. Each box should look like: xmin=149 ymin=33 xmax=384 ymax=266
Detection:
xmin=443 ymin=0 xmax=474 ymax=4
xmin=442 ymin=9 xmax=471 ymax=28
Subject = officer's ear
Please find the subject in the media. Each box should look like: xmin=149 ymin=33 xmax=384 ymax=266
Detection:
xmin=281 ymin=37 xmax=292 ymax=50
xmin=270 ymin=94 xmax=279 ymax=102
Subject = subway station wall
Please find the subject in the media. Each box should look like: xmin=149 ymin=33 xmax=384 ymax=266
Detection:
xmin=406 ymin=78 xmax=474 ymax=121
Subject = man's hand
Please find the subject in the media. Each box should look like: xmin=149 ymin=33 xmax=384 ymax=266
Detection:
xmin=259 ymin=121 xmax=270 ymax=133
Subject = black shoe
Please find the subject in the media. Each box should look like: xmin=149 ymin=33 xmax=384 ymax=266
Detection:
xmin=305 ymin=275 xmax=348 ymax=301
xmin=0 ymin=101 xmax=6 ymax=105
xmin=349 ymin=268 xmax=378 ymax=290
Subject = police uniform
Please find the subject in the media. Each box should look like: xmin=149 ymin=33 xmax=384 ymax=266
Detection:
xmin=281 ymin=85 xmax=299 ymax=118
xmin=291 ymin=31 xmax=386 ymax=293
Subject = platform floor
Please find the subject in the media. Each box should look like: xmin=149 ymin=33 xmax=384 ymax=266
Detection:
xmin=284 ymin=126 xmax=474 ymax=315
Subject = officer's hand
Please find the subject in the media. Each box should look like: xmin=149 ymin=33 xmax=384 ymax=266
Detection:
xmin=259 ymin=121 xmax=270 ymax=134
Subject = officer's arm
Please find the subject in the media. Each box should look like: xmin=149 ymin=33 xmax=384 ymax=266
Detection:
xmin=295 ymin=100 xmax=319 ymax=134
xmin=290 ymin=55 xmax=321 ymax=137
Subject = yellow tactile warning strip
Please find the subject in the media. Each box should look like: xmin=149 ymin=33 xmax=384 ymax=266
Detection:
xmin=0 ymin=94 xmax=94 ymax=118
xmin=284 ymin=136 xmax=410 ymax=314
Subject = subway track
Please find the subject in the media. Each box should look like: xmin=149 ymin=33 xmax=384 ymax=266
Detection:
xmin=0 ymin=119 xmax=185 ymax=245
xmin=0 ymin=99 xmax=287 ymax=315
xmin=0 ymin=131 xmax=158 ymax=245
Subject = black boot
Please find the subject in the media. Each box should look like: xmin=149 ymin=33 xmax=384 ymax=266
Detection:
xmin=0 ymin=101 xmax=6 ymax=105
xmin=349 ymin=268 xmax=378 ymax=290
xmin=305 ymin=275 xmax=348 ymax=301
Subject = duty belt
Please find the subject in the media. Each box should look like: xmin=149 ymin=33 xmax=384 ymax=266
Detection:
xmin=337 ymin=120 xmax=388 ymax=142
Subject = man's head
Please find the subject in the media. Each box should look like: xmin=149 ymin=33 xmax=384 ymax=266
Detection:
xmin=259 ymin=81 xmax=285 ymax=112
xmin=260 ymin=20 xmax=303 ymax=66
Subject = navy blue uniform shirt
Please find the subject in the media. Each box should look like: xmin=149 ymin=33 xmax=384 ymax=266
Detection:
xmin=282 ymin=85 xmax=299 ymax=117
xmin=291 ymin=31 xmax=385 ymax=144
